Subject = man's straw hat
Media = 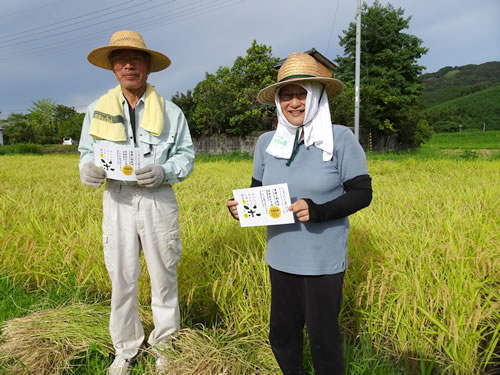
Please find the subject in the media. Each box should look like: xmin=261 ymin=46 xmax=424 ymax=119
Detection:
xmin=257 ymin=52 xmax=343 ymax=104
xmin=87 ymin=30 xmax=171 ymax=72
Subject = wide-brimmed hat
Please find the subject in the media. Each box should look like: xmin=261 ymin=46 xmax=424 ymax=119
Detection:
xmin=257 ymin=52 xmax=343 ymax=104
xmin=87 ymin=30 xmax=171 ymax=72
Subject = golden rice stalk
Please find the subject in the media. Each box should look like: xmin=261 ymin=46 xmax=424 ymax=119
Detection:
xmin=0 ymin=304 xmax=114 ymax=375
xmin=150 ymin=326 xmax=278 ymax=375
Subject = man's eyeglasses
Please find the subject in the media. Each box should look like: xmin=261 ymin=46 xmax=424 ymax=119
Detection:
xmin=279 ymin=91 xmax=307 ymax=101
xmin=111 ymin=56 xmax=147 ymax=67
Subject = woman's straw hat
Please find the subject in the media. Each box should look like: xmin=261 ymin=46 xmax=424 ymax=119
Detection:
xmin=257 ymin=52 xmax=343 ymax=104
xmin=87 ymin=30 xmax=171 ymax=72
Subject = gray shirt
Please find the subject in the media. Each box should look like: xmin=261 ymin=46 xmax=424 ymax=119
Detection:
xmin=253 ymin=125 xmax=369 ymax=275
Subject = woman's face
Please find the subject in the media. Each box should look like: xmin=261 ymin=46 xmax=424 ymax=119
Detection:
xmin=279 ymin=84 xmax=307 ymax=126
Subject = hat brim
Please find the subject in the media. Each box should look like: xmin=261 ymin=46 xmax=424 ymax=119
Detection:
xmin=87 ymin=46 xmax=171 ymax=72
xmin=257 ymin=76 xmax=344 ymax=105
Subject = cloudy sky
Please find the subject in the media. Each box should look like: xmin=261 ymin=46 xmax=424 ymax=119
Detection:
xmin=1 ymin=0 xmax=499 ymax=119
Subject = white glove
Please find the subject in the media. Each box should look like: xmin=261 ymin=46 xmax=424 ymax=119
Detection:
xmin=135 ymin=164 xmax=165 ymax=188
xmin=80 ymin=162 xmax=106 ymax=188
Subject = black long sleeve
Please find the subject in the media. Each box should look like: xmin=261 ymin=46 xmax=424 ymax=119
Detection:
xmin=250 ymin=177 xmax=263 ymax=188
xmin=304 ymin=174 xmax=372 ymax=222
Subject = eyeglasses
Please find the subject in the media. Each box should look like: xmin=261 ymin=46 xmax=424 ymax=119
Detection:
xmin=111 ymin=56 xmax=147 ymax=67
xmin=279 ymin=91 xmax=307 ymax=101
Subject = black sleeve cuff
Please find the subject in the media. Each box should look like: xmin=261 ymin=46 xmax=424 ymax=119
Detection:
xmin=251 ymin=177 xmax=263 ymax=187
xmin=304 ymin=174 xmax=373 ymax=222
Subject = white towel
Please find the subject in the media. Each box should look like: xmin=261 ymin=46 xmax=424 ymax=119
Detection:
xmin=266 ymin=82 xmax=333 ymax=162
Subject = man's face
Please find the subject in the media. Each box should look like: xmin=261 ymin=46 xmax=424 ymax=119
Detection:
xmin=111 ymin=49 xmax=151 ymax=93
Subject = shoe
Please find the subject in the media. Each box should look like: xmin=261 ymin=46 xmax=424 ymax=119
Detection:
xmin=155 ymin=355 xmax=168 ymax=372
xmin=150 ymin=344 xmax=169 ymax=373
xmin=107 ymin=355 xmax=133 ymax=375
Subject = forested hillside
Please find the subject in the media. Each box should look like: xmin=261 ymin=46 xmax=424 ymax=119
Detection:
xmin=420 ymin=61 xmax=500 ymax=107
xmin=423 ymin=85 xmax=500 ymax=131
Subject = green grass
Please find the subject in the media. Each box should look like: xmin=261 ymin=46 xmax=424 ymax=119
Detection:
xmin=0 ymin=143 xmax=43 ymax=155
xmin=423 ymin=130 xmax=500 ymax=149
xmin=367 ymin=130 xmax=500 ymax=160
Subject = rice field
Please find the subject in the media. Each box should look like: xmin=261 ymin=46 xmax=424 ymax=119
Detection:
xmin=0 ymin=153 xmax=498 ymax=374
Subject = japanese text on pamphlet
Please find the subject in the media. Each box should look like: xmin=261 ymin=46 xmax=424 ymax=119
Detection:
xmin=232 ymin=183 xmax=295 ymax=227
xmin=93 ymin=144 xmax=144 ymax=181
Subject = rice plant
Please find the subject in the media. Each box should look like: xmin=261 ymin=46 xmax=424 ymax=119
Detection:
xmin=0 ymin=154 xmax=498 ymax=374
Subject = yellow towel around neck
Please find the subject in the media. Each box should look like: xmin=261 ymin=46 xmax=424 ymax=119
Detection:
xmin=89 ymin=83 xmax=165 ymax=141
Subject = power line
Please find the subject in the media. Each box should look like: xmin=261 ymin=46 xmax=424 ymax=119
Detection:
xmin=0 ymin=0 xmax=141 ymax=42
xmin=0 ymin=0 xmax=243 ymax=63
xmin=0 ymin=0 xmax=175 ymax=48
xmin=325 ymin=0 xmax=341 ymax=58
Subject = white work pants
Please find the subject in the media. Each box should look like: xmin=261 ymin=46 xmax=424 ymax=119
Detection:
xmin=102 ymin=181 xmax=182 ymax=359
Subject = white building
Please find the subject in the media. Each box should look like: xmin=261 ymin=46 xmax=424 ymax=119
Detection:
xmin=0 ymin=126 xmax=3 ymax=146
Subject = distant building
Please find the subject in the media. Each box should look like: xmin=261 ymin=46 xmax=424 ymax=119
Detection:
xmin=0 ymin=126 xmax=4 ymax=146
xmin=276 ymin=48 xmax=338 ymax=78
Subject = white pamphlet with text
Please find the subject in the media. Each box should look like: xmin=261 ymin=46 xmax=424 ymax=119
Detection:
xmin=93 ymin=144 xmax=144 ymax=181
xmin=232 ymin=183 xmax=295 ymax=227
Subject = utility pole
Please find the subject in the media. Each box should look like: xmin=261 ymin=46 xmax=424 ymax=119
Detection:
xmin=354 ymin=0 xmax=361 ymax=140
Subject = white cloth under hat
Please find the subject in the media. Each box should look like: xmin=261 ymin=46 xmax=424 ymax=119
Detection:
xmin=266 ymin=82 xmax=333 ymax=162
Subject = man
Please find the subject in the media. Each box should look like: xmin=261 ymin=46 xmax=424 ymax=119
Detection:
xmin=78 ymin=30 xmax=194 ymax=374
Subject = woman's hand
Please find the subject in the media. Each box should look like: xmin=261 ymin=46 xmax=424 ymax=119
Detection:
xmin=288 ymin=199 xmax=310 ymax=222
xmin=227 ymin=199 xmax=239 ymax=220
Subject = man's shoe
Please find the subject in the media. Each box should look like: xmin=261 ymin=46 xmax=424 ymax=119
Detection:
xmin=155 ymin=355 xmax=168 ymax=372
xmin=150 ymin=344 xmax=169 ymax=373
xmin=107 ymin=355 xmax=133 ymax=375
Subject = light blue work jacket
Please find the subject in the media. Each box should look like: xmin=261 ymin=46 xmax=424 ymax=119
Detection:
xmin=78 ymin=89 xmax=194 ymax=185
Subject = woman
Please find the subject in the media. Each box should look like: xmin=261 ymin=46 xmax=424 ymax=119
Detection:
xmin=227 ymin=52 xmax=372 ymax=374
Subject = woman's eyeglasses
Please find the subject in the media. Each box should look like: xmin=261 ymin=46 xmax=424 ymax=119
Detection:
xmin=279 ymin=91 xmax=307 ymax=101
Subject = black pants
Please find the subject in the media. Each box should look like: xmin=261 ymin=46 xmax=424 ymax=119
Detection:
xmin=269 ymin=266 xmax=345 ymax=375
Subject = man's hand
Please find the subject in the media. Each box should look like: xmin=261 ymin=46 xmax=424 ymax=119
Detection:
xmin=227 ymin=199 xmax=239 ymax=220
xmin=288 ymin=199 xmax=310 ymax=222
xmin=80 ymin=162 xmax=106 ymax=188
xmin=135 ymin=164 xmax=165 ymax=188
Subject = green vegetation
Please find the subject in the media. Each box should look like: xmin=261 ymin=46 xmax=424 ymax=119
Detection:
xmin=334 ymin=1 xmax=429 ymax=149
xmin=0 ymin=143 xmax=43 ymax=155
xmin=0 ymin=143 xmax=498 ymax=374
xmin=172 ymin=40 xmax=279 ymax=137
xmin=0 ymin=143 xmax=82 ymax=155
xmin=0 ymin=100 xmax=84 ymax=145
xmin=367 ymin=130 xmax=500 ymax=160
xmin=420 ymin=61 xmax=500 ymax=107
xmin=423 ymin=85 xmax=500 ymax=132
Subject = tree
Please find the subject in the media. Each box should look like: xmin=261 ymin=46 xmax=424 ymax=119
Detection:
xmin=2 ymin=102 xmax=84 ymax=145
xmin=54 ymin=105 xmax=84 ymax=141
xmin=188 ymin=40 xmax=279 ymax=137
xmin=171 ymin=90 xmax=196 ymax=135
xmin=1 ymin=113 xmax=34 ymax=144
xmin=28 ymin=98 xmax=57 ymax=144
xmin=227 ymin=41 xmax=279 ymax=135
xmin=334 ymin=1 xmax=430 ymax=149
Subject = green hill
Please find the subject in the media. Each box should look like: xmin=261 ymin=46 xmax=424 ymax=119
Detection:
xmin=423 ymin=85 xmax=500 ymax=131
xmin=420 ymin=61 xmax=500 ymax=107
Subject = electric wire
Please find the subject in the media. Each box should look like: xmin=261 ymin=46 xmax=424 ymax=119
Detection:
xmin=0 ymin=0 xmax=141 ymax=42
xmin=0 ymin=0 xmax=176 ymax=48
xmin=0 ymin=0 xmax=243 ymax=63
xmin=325 ymin=0 xmax=341 ymax=59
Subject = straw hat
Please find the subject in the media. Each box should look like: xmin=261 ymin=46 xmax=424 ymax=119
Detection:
xmin=87 ymin=30 xmax=171 ymax=72
xmin=257 ymin=52 xmax=343 ymax=104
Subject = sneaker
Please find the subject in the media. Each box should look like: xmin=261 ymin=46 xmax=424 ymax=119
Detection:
xmin=150 ymin=344 xmax=169 ymax=373
xmin=155 ymin=355 xmax=168 ymax=372
xmin=107 ymin=355 xmax=133 ymax=375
